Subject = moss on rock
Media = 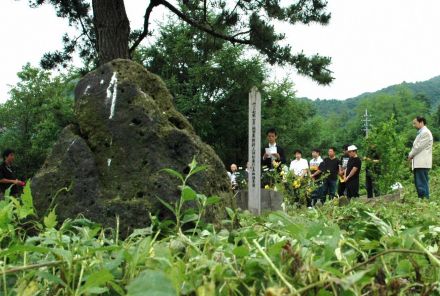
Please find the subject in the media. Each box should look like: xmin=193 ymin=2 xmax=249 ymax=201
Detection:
xmin=32 ymin=59 xmax=233 ymax=236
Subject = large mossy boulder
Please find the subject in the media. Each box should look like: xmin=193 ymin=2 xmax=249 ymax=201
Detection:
xmin=32 ymin=59 xmax=233 ymax=235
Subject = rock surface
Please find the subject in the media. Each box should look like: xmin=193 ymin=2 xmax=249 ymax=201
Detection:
xmin=32 ymin=59 xmax=232 ymax=235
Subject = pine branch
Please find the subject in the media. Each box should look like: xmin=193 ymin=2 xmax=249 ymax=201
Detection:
xmin=129 ymin=0 xmax=160 ymax=54
xmin=160 ymin=0 xmax=252 ymax=46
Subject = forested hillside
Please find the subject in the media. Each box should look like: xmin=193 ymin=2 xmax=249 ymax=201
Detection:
xmin=312 ymin=75 xmax=440 ymax=117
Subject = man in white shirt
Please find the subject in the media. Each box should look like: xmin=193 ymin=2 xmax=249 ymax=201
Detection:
xmin=289 ymin=150 xmax=309 ymax=176
xmin=309 ymin=148 xmax=323 ymax=176
xmin=408 ymin=116 xmax=433 ymax=199
xmin=227 ymin=163 xmax=238 ymax=189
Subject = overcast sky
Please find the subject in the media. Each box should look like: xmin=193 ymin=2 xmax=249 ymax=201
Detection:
xmin=1 ymin=0 xmax=440 ymax=103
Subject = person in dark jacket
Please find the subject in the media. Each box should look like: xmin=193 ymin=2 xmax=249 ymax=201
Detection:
xmin=0 ymin=149 xmax=25 ymax=197
xmin=261 ymin=128 xmax=286 ymax=169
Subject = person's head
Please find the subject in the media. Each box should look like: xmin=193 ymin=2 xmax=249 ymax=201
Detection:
xmin=294 ymin=149 xmax=302 ymax=160
xmin=328 ymin=147 xmax=336 ymax=158
xmin=343 ymin=144 xmax=350 ymax=156
xmin=230 ymin=163 xmax=237 ymax=172
xmin=413 ymin=116 xmax=426 ymax=130
xmin=347 ymin=145 xmax=358 ymax=157
xmin=266 ymin=128 xmax=278 ymax=145
xmin=311 ymin=148 xmax=320 ymax=159
xmin=2 ymin=148 xmax=15 ymax=164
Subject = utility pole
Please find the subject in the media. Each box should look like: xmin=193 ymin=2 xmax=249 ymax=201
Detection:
xmin=362 ymin=109 xmax=371 ymax=138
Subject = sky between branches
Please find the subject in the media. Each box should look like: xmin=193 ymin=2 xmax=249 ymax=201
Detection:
xmin=1 ymin=0 xmax=439 ymax=103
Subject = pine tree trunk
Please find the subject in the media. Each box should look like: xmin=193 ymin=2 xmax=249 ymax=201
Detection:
xmin=92 ymin=0 xmax=130 ymax=65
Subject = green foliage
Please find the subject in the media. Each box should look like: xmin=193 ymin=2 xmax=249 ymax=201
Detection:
xmin=364 ymin=116 xmax=411 ymax=194
xmin=0 ymin=64 xmax=75 ymax=178
xmin=262 ymin=80 xmax=319 ymax=156
xmin=1 ymin=174 xmax=440 ymax=294
xmin=158 ymin=157 xmax=220 ymax=234
xmin=309 ymin=87 xmax=433 ymax=154
xmin=138 ymin=21 xmax=322 ymax=166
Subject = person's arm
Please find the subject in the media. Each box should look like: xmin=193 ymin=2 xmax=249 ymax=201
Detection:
xmin=409 ymin=132 xmax=432 ymax=159
xmin=278 ymin=147 xmax=286 ymax=164
xmin=338 ymin=159 xmax=345 ymax=175
xmin=0 ymin=178 xmax=20 ymax=185
xmin=301 ymin=161 xmax=308 ymax=176
xmin=344 ymin=167 xmax=358 ymax=181
xmin=262 ymin=147 xmax=269 ymax=160
xmin=311 ymin=168 xmax=321 ymax=179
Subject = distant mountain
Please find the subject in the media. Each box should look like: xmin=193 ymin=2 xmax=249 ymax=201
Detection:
xmin=308 ymin=75 xmax=440 ymax=116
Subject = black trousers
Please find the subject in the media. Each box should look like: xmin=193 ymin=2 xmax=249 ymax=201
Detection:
xmin=366 ymin=172 xmax=380 ymax=198
xmin=346 ymin=180 xmax=359 ymax=198
xmin=337 ymin=181 xmax=346 ymax=197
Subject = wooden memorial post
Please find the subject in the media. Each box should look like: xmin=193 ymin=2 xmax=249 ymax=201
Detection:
xmin=248 ymin=87 xmax=261 ymax=214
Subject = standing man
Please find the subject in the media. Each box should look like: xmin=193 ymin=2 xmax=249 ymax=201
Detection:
xmin=0 ymin=149 xmax=25 ymax=197
xmin=262 ymin=128 xmax=286 ymax=169
xmin=320 ymin=147 xmax=340 ymax=201
xmin=289 ymin=150 xmax=309 ymax=177
xmin=309 ymin=149 xmax=324 ymax=205
xmin=227 ymin=163 xmax=238 ymax=190
xmin=309 ymin=148 xmax=323 ymax=176
xmin=345 ymin=145 xmax=362 ymax=199
xmin=337 ymin=144 xmax=350 ymax=197
xmin=365 ymin=144 xmax=380 ymax=198
xmin=408 ymin=116 xmax=433 ymax=199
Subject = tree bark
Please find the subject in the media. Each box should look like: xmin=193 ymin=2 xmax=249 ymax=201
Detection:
xmin=92 ymin=0 xmax=130 ymax=65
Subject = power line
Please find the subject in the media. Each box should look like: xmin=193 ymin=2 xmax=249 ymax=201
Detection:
xmin=362 ymin=109 xmax=371 ymax=138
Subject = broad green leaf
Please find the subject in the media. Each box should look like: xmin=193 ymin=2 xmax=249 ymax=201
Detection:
xmin=268 ymin=240 xmax=288 ymax=257
xmin=396 ymin=259 xmax=412 ymax=276
xmin=86 ymin=287 xmax=109 ymax=294
xmin=225 ymin=207 xmax=235 ymax=219
xmin=126 ymin=270 xmax=177 ymax=296
xmin=233 ymin=245 xmax=249 ymax=258
xmin=80 ymin=269 xmax=114 ymax=294
xmin=206 ymin=196 xmax=221 ymax=205
xmin=20 ymin=180 xmax=34 ymax=217
xmin=182 ymin=213 xmax=199 ymax=224
xmin=181 ymin=186 xmax=196 ymax=201
xmin=0 ymin=202 xmax=13 ymax=229
xmin=44 ymin=208 xmax=58 ymax=229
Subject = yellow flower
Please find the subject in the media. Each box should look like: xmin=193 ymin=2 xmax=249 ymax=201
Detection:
xmin=264 ymin=185 xmax=270 ymax=189
xmin=292 ymin=180 xmax=300 ymax=189
xmin=280 ymin=170 xmax=285 ymax=176
xmin=272 ymin=161 xmax=280 ymax=169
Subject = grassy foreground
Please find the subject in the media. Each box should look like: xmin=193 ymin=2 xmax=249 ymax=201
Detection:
xmin=1 ymin=168 xmax=440 ymax=295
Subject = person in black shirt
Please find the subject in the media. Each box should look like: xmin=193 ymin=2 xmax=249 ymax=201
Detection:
xmin=261 ymin=128 xmax=286 ymax=188
xmin=345 ymin=145 xmax=362 ymax=198
xmin=337 ymin=144 xmax=350 ymax=197
xmin=321 ymin=147 xmax=340 ymax=200
xmin=364 ymin=144 xmax=380 ymax=198
xmin=0 ymin=148 xmax=24 ymax=197
xmin=310 ymin=147 xmax=340 ymax=204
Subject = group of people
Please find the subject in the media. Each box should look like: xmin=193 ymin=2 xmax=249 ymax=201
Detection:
xmin=229 ymin=116 xmax=434 ymax=202
xmin=262 ymin=128 xmax=364 ymax=203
